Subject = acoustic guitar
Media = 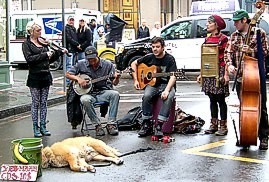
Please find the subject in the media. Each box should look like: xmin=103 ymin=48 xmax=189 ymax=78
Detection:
xmin=73 ymin=74 xmax=115 ymax=95
xmin=137 ymin=63 xmax=184 ymax=89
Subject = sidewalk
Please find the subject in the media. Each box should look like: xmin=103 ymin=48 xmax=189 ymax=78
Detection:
xmin=0 ymin=71 xmax=66 ymax=119
xmin=0 ymin=69 xmax=133 ymax=120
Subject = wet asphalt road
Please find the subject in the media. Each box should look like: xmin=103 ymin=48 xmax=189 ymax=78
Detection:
xmin=0 ymin=70 xmax=269 ymax=182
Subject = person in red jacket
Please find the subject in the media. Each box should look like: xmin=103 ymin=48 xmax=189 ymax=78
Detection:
xmin=197 ymin=14 xmax=229 ymax=136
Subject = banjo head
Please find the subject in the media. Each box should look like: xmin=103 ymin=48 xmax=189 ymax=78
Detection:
xmin=73 ymin=74 xmax=92 ymax=95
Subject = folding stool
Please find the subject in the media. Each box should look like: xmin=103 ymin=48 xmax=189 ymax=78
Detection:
xmin=80 ymin=101 xmax=109 ymax=133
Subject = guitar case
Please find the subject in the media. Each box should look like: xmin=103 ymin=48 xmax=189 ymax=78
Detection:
xmin=152 ymin=97 xmax=175 ymax=134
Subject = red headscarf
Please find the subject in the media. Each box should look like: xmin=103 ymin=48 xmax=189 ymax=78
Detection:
xmin=209 ymin=14 xmax=226 ymax=31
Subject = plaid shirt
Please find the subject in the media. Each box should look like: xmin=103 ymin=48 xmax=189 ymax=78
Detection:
xmin=224 ymin=27 xmax=268 ymax=74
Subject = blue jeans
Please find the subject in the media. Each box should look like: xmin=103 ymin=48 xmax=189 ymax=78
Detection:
xmin=66 ymin=53 xmax=77 ymax=85
xmin=142 ymin=84 xmax=175 ymax=121
xmin=80 ymin=90 xmax=120 ymax=126
xmin=77 ymin=52 xmax=85 ymax=61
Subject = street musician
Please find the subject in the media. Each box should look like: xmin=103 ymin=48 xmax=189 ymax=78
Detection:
xmin=197 ymin=14 xmax=230 ymax=136
xmin=22 ymin=21 xmax=67 ymax=137
xmin=225 ymin=8 xmax=269 ymax=150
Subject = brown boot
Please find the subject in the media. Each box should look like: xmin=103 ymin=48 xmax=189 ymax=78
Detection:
xmin=204 ymin=118 xmax=218 ymax=134
xmin=215 ymin=120 xmax=228 ymax=136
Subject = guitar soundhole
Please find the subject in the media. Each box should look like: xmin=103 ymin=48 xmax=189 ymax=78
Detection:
xmin=146 ymin=72 xmax=153 ymax=80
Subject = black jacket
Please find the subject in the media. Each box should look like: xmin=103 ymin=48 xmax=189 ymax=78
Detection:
xmin=77 ymin=26 xmax=92 ymax=52
xmin=137 ymin=26 xmax=150 ymax=39
xmin=22 ymin=37 xmax=63 ymax=88
xmin=65 ymin=24 xmax=79 ymax=53
xmin=22 ymin=38 xmax=63 ymax=73
xmin=66 ymin=84 xmax=83 ymax=127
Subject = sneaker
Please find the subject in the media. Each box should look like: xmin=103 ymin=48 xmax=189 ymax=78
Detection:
xmin=106 ymin=124 xmax=119 ymax=136
xmin=95 ymin=125 xmax=105 ymax=136
xmin=259 ymin=137 xmax=268 ymax=150
xmin=154 ymin=122 xmax=163 ymax=136
xmin=138 ymin=120 xmax=153 ymax=137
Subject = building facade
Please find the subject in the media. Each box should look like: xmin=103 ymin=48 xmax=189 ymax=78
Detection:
xmin=12 ymin=0 xmax=193 ymax=32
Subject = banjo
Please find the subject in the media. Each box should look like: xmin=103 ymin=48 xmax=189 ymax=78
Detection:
xmin=73 ymin=73 xmax=115 ymax=95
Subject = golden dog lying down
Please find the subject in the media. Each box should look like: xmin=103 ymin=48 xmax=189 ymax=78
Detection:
xmin=42 ymin=136 xmax=123 ymax=173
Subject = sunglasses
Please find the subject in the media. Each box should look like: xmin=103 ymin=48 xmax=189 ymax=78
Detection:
xmin=79 ymin=20 xmax=85 ymax=22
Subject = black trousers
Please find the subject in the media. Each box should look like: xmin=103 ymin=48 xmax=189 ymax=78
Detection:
xmin=208 ymin=93 xmax=227 ymax=120
xmin=236 ymin=82 xmax=269 ymax=139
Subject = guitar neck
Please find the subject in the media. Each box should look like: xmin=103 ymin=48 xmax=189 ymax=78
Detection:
xmin=91 ymin=75 xmax=111 ymax=83
xmin=154 ymin=72 xmax=175 ymax=77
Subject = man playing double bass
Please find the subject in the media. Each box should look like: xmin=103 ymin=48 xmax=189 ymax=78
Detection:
xmin=224 ymin=9 xmax=269 ymax=150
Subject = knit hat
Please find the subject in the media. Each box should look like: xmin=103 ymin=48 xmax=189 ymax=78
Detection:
xmin=233 ymin=9 xmax=249 ymax=21
xmin=208 ymin=14 xmax=226 ymax=31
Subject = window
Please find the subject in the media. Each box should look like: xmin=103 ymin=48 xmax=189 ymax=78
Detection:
xmin=196 ymin=19 xmax=207 ymax=38
xmin=222 ymin=18 xmax=235 ymax=36
xmin=15 ymin=18 xmax=33 ymax=39
xmin=161 ymin=21 xmax=192 ymax=40
xmin=259 ymin=19 xmax=269 ymax=36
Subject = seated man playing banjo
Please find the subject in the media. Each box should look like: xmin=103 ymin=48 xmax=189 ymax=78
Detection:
xmin=66 ymin=46 xmax=121 ymax=136
xmin=130 ymin=37 xmax=177 ymax=137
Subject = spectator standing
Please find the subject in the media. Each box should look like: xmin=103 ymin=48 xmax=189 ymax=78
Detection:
xmin=77 ymin=17 xmax=92 ymax=61
xmin=137 ymin=19 xmax=150 ymax=39
xmin=65 ymin=16 xmax=80 ymax=85
xmin=93 ymin=26 xmax=105 ymax=48
xmin=89 ymin=19 xmax=103 ymax=45
xmin=150 ymin=21 xmax=161 ymax=38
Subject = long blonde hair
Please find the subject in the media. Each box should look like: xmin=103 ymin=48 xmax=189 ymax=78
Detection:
xmin=78 ymin=24 xmax=89 ymax=33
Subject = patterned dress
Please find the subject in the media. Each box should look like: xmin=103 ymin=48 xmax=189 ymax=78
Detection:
xmin=202 ymin=33 xmax=230 ymax=97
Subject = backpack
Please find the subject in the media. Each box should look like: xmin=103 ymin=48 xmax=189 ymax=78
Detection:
xmin=173 ymin=108 xmax=205 ymax=134
xmin=117 ymin=106 xmax=143 ymax=131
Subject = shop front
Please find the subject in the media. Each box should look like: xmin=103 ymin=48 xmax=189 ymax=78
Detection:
xmin=0 ymin=0 xmax=11 ymax=89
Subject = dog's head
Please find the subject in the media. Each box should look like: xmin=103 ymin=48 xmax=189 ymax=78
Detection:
xmin=41 ymin=147 xmax=54 ymax=168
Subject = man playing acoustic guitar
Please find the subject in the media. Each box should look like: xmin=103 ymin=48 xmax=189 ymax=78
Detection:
xmin=131 ymin=37 xmax=177 ymax=137
xmin=66 ymin=46 xmax=121 ymax=136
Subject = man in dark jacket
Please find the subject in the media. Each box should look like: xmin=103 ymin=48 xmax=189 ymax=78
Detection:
xmin=137 ymin=19 xmax=150 ymax=39
xmin=65 ymin=16 xmax=80 ymax=85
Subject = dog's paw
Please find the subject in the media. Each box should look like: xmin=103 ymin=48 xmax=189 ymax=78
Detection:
xmin=88 ymin=166 xmax=96 ymax=173
xmin=115 ymin=158 xmax=124 ymax=165
xmin=80 ymin=166 xmax=87 ymax=172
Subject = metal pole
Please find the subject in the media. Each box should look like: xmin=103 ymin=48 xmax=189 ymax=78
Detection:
xmin=138 ymin=0 xmax=141 ymax=24
xmin=6 ymin=0 xmax=9 ymax=63
xmin=62 ymin=0 xmax=66 ymax=92
xmin=187 ymin=0 xmax=189 ymax=17
xmin=98 ymin=0 xmax=101 ymax=11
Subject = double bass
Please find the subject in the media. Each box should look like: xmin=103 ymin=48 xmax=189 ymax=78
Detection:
xmin=236 ymin=1 xmax=266 ymax=147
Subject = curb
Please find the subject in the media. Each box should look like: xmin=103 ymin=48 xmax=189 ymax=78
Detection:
xmin=0 ymin=95 xmax=66 ymax=119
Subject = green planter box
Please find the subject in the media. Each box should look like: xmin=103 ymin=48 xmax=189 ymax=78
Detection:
xmin=0 ymin=61 xmax=11 ymax=89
